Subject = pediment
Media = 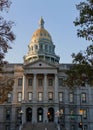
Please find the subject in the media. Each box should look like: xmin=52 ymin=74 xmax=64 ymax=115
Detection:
xmin=24 ymin=59 xmax=57 ymax=69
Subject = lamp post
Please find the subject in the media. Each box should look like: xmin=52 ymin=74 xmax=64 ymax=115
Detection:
xmin=19 ymin=110 xmax=23 ymax=130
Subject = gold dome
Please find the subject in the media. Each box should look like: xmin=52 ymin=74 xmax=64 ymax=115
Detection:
xmin=30 ymin=17 xmax=52 ymax=43
xmin=31 ymin=28 xmax=52 ymax=42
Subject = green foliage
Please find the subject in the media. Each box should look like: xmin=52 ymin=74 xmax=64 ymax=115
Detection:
xmin=74 ymin=0 xmax=93 ymax=42
xmin=0 ymin=0 xmax=15 ymax=68
xmin=70 ymin=0 xmax=93 ymax=88
xmin=66 ymin=45 xmax=93 ymax=88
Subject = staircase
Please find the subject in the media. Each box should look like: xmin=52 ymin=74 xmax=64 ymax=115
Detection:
xmin=22 ymin=122 xmax=58 ymax=130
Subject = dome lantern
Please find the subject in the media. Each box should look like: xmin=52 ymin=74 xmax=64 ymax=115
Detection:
xmin=39 ymin=17 xmax=44 ymax=28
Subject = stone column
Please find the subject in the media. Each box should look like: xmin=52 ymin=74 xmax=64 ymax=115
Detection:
xmin=11 ymin=107 xmax=16 ymax=130
xmin=54 ymin=74 xmax=58 ymax=103
xmin=44 ymin=107 xmax=48 ymax=122
xmin=22 ymin=105 xmax=26 ymax=124
xmin=44 ymin=74 xmax=47 ymax=102
xmin=22 ymin=75 xmax=26 ymax=102
xmin=33 ymin=74 xmax=37 ymax=102
xmin=32 ymin=106 xmax=37 ymax=123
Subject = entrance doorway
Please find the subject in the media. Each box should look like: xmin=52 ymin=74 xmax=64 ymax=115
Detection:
xmin=48 ymin=107 xmax=54 ymax=122
xmin=37 ymin=108 xmax=43 ymax=122
xmin=26 ymin=107 xmax=32 ymax=122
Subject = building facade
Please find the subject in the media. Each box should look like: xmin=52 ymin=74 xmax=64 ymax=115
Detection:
xmin=0 ymin=17 xmax=93 ymax=130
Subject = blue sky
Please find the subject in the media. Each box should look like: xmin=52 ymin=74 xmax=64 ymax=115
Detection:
xmin=4 ymin=0 xmax=89 ymax=63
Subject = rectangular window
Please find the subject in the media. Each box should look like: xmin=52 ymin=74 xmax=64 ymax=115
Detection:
xmin=45 ymin=45 xmax=48 ymax=51
xmin=7 ymin=93 xmax=12 ymax=103
xmin=84 ymin=125 xmax=88 ymax=130
xmin=38 ymin=79 xmax=43 ymax=86
xmin=58 ymin=92 xmax=63 ymax=102
xmin=81 ymin=93 xmax=86 ymax=103
xmin=59 ymin=109 xmax=64 ymax=115
xmin=28 ymin=92 xmax=33 ymax=101
xmin=17 ymin=92 xmax=22 ymax=102
xmin=28 ymin=78 xmax=32 ymax=86
xmin=70 ymin=109 xmax=75 ymax=120
xmin=38 ymin=92 xmax=43 ymax=101
xmin=58 ymin=78 xmax=63 ymax=86
xmin=18 ymin=78 xmax=22 ymax=86
xmin=69 ymin=93 xmax=74 ymax=103
xmin=48 ymin=78 xmax=53 ymax=86
xmin=83 ymin=109 xmax=87 ymax=119
xmin=48 ymin=92 xmax=53 ymax=100
xmin=6 ymin=109 xmax=11 ymax=120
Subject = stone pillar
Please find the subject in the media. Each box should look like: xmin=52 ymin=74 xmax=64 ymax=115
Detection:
xmin=54 ymin=74 xmax=58 ymax=103
xmin=44 ymin=74 xmax=47 ymax=102
xmin=44 ymin=107 xmax=48 ymax=122
xmin=33 ymin=74 xmax=37 ymax=102
xmin=55 ymin=106 xmax=59 ymax=123
xmin=11 ymin=107 xmax=16 ymax=130
xmin=32 ymin=106 xmax=37 ymax=123
xmin=22 ymin=75 xmax=26 ymax=102
xmin=22 ymin=105 xmax=26 ymax=125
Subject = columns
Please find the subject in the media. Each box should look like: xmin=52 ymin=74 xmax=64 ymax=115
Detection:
xmin=22 ymin=75 xmax=26 ymax=101
xmin=32 ymin=106 xmax=37 ymax=123
xmin=54 ymin=74 xmax=58 ymax=103
xmin=22 ymin=105 xmax=26 ymax=124
xmin=44 ymin=74 xmax=48 ymax=102
xmin=44 ymin=107 xmax=48 ymax=122
xmin=33 ymin=74 xmax=37 ymax=102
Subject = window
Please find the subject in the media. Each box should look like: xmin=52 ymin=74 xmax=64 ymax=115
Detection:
xmin=58 ymin=78 xmax=63 ymax=86
xmin=28 ymin=92 xmax=33 ymax=101
xmin=84 ymin=125 xmax=88 ymax=130
xmin=58 ymin=92 xmax=63 ymax=102
xmin=70 ymin=109 xmax=75 ymax=120
xmin=48 ymin=78 xmax=53 ymax=86
xmin=59 ymin=109 xmax=64 ymax=115
xmin=49 ymin=46 xmax=51 ymax=53
xmin=81 ymin=93 xmax=86 ymax=103
xmin=6 ymin=109 xmax=11 ymax=120
xmin=38 ymin=79 xmax=43 ymax=86
xmin=38 ymin=92 xmax=43 ymax=101
xmin=18 ymin=92 xmax=22 ymax=102
xmin=31 ymin=46 xmax=33 ymax=50
xmin=40 ymin=44 xmax=43 ymax=50
xmin=83 ymin=109 xmax=87 ymax=119
xmin=45 ymin=45 xmax=48 ymax=51
xmin=18 ymin=78 xmax=22 ymax=86
xmin=69 ymin=93 xmax=74 ymax=103
xmin=48 ymin=92 xmax=53 ymax=100
xmin=35 ymin=45 xmax=38 ymax=50
xmin=28 ymin=78 xmax=32 ymax=86
xmin=7 ymin=93 xmax=12 ymax=103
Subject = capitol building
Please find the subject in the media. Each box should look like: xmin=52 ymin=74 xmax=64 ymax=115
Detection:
xmin=0 ymin=17 xmax=93 ymax=130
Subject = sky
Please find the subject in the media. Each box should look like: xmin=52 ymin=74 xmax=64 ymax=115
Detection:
xmin=4 ymin=0 xmax=90 ymax=64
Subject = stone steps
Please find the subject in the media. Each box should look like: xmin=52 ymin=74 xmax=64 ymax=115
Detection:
xmin=22 ymin=122 xmax=58 ymax=130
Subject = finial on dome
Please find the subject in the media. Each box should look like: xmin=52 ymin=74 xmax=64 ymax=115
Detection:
xmin=39 ymin=16 xmax=44 ymax=28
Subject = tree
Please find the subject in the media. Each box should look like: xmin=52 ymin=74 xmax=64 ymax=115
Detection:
xmin=0 ymin=0 xmax=15 ymax=70
xmin=0 ymin=0 xmax=15 ymax=103
xmin=65 ymin=0 xmax=93 ymax=88
xmin=65 ymin=45 xmax=93 ymax=88
xmin=74 ymin=0 xmax=93 ymax=42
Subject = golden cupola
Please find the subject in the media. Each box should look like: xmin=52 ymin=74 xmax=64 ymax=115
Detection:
xmin=24 ymin=17 xmax=60 ymax=64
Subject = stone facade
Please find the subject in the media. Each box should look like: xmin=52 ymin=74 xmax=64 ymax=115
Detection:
xmin=0 ymin=18 xmax=93 ymax=130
